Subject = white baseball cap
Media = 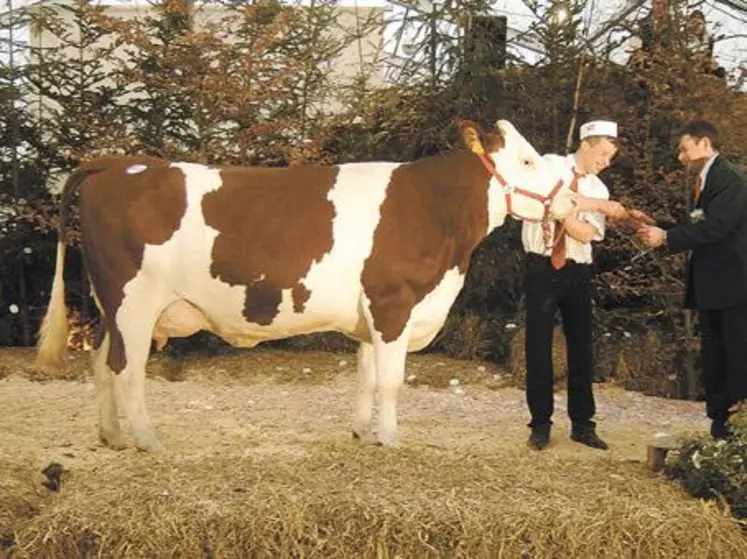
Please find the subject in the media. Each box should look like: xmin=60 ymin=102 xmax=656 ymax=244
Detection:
xmin=579 ymin=120 xmax=618 ymax=140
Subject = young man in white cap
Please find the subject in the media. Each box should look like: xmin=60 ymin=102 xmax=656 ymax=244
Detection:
xmin=522 ymin=119 xmax=627 ymax=451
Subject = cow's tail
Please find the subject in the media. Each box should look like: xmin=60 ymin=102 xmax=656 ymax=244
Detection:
xmin=36 ymin=167 xmax=98 ymax=369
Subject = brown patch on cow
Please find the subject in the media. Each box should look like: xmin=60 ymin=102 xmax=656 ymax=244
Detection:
xmin=361 ymin=149 xmax=492 ymax=343
xmin=292 ymin=283 xmax=311 ymax=313
xmin=77 ymin=156 xmax=188 ymax=372
xmin=243 ymin=283 xmax=282 ymax=326
xmin=92 ymin=319 xmax=106 ymax=351
xmin=202 ymin=166 xmax=337 ymax=326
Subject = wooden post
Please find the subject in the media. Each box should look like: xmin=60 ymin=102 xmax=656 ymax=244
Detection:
xmin=646 ymin=432 xmax=681 ymax=472
xmin=565 ymin=52 xmax=586 ymax=155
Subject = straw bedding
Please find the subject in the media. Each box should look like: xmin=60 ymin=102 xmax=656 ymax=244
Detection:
xmin=0 ymin=347 xmax=744 ymax=558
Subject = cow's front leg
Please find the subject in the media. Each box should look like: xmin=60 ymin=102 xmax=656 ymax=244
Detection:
xmin=373 ymin=328 xmax=410 ymax=447
xmin=352 ymin=342 xmax=377 ymax=444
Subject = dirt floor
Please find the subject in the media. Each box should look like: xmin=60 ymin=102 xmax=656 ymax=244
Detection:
xmin=0 ymin=347 xmax=745 ymax=557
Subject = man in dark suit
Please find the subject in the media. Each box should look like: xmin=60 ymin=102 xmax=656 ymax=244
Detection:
xmin=639 ymin=120 xmax=747 ymax=439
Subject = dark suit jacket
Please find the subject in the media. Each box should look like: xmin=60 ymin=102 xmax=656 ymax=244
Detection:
xmin=666 ymin=155 xmax=747 ymax=310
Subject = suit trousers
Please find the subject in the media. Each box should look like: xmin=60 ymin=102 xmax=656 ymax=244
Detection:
xmin=698 ymin=304 xmax=747 ymax=422
xmin=524 ymin=253 xmax=596 ymax=428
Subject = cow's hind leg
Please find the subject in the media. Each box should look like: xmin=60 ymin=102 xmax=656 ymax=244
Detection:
xmin=352 ymin=342 xmax=376 ymax=444
xmin=112 ymin=293 xmax=173 ymax=453
xmin=372 ymin=329 xmax=410 ymax=447
xmin=93 ymin=330 xmax=126 ymax=450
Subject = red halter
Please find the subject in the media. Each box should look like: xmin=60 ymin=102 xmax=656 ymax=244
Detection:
xmin=476 ymin=153 xmax=569 ymax=248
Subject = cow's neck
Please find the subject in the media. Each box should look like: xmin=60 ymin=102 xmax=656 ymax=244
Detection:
xmin=422 ymin=150 xmax=493 ymax=273
xmin=439 ymin=150 xmax=512 ymax=235
xmin=463 ymin=152 xmax=510 ymax=234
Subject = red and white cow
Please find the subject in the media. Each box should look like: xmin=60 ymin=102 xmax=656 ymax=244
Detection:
xmin=36 ymin=119 xmax=576 ymax=452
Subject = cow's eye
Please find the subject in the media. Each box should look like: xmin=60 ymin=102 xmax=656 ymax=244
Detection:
xmin=523 ymin=158 xmax=533 ymax=167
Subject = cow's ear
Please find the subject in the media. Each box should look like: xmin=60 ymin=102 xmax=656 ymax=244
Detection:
xmin=456 ymin=119 xmax=485 ymax=155
xmin=483 ymin=130 xmax=505 ymax=153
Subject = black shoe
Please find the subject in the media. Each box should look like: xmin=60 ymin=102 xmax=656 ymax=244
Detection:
xmin=710 ymin=420 xmax=732 ymax=440
xmin=528 ymin=424 xmax=551 ymax=450
xmin=571 ymin=424 xmax=609 ymax=450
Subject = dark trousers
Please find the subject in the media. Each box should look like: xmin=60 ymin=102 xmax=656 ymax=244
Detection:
xmin=524 ymin=254 xmax=596 ymax=428
xmin=698 ymin=305 xmax=747 ymax=423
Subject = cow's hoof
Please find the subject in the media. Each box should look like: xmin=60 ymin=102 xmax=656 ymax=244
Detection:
xmin=375 ymin=436 xmax=398 ymax=447
xmin=136 ymin=440 xmax=163 ymax=454
xmin=352 ymin=430 xmax=376 ymax=445
xmin=134 ymin=433 xmax=163 ymax=453
xmin=99 ymin=431 xmax=127 ymax=451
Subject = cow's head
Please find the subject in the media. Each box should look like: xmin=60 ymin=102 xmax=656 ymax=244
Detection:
xmin=458 ymin=119 xmax=576 ymax=229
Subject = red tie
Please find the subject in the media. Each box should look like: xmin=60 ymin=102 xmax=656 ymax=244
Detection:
xmin=551 ymin=169 xmax=581 ymax=270
xmin=692 ymin=174 xmax=703 ymax=205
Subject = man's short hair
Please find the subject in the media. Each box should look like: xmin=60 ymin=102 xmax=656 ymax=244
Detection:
xmin=583 ymin=135 xmax=618 ymax=147
xmin=678 ymin=119 xmax=720 ymax=150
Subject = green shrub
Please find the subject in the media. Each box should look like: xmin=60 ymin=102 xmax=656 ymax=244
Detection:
xmin=665 ymin=407 xmax=747 ymax=520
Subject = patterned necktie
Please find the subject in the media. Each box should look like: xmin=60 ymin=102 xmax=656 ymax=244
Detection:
xmin=550 ymin=169 xmax=581 ymax=270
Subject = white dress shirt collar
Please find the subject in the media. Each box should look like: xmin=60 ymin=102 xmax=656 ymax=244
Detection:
xmin=699 ymin=152 xmax=719 ymax=189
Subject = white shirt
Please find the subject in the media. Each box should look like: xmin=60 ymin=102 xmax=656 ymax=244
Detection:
xmin=698 ymin=152 xmax=719 ymax=193
xmin=521 ymin=153 xmax=609 ymax=264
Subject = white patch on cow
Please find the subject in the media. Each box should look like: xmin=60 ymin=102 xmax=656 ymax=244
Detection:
xmin=273 ymin=162 xmax=399 ymax=336
xmin=407 ymin=267 xmax=466 ymax=351
xmin=126 ymin=164 xmax=148 ymax=175
xmin=162 ymin=162 xmax=252 ymax=340
xmin=486 ymin=185 xmax=508 ymax=232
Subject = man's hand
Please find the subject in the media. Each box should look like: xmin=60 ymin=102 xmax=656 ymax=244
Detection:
xmin=638 ymin=225 xmax=667 ymax=248
xmin=626 ymin=209 xmax=655 ymax=226
xmin=611 ymin=208 xmax=657 ymax=234
xmin=601 ymin=200 xmax=628 ymax=220
xmin=575 ymin=196 xmax=627 ymax=219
